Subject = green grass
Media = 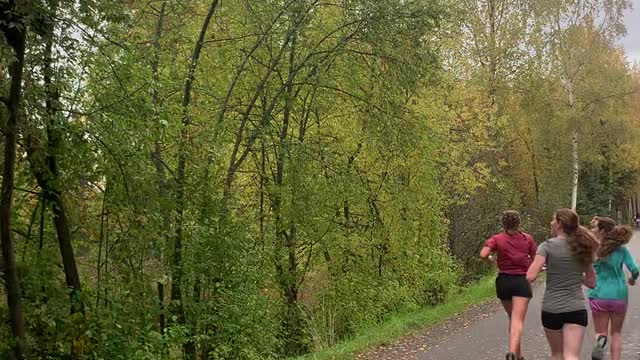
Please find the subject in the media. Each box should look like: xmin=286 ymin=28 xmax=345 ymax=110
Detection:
xmin=291 ymin=275 xmax=497 ymax=360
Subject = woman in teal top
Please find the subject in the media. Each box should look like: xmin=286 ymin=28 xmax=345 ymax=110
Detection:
xmin=588 ymin=217 xmax=639 ymax=360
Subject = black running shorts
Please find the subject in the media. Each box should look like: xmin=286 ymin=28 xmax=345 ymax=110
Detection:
xmin=541 ymin=310 xmax=588 ymax=330
xmin=495 ymin=273 xmax=532 ymax=300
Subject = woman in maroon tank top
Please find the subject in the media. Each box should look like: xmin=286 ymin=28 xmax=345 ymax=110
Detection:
xmin=480 ymin=210 xmax=537 ymax=360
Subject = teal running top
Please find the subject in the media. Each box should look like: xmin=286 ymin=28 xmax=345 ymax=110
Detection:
xmin=588 ymin=246 xmax=639 ymax=301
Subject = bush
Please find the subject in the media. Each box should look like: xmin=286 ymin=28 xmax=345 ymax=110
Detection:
xmin=448 ymin=179 xmax=522 ymax=284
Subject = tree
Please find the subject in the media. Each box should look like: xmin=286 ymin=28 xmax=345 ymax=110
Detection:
xmin=24 ymin=0 xmax=84 ymax=315
xmin=0 ymin=0 xmax=28 ymax=357
xmin=535 ymin=0 xmax=631 ymax=209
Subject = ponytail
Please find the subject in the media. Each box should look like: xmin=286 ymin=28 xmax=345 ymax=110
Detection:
xmin=598 ymin=225 xmax=632 ymax=258
xmin=555 ymin=209 xmax=599 ymax=266
xmin=568 ymin=225 xmax=599 ymax=266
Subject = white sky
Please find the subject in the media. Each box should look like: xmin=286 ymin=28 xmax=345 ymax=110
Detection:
xmin=621 ymin=0 xmax=640 ymax=64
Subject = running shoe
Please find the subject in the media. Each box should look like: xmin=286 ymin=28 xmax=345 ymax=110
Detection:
xmin=506 ymin=352 xmax=517 ymax=360
xmin=591 ymin=335 xmax=607 ymax=360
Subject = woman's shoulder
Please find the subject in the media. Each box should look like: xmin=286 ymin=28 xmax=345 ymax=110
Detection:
xmin=490 ymin=232 xmax=509 ymax=240
xmin=536 ymin=237 xmax=557 ymax=251
xmin=598 ymin=247 xmax=628 ymax=263
xmin=544 ymin=237 xmax=562 ymax=244
xmin=539 ymin=237 xmax=570 ymax=253
xmin=613 ymin=245 xmax=631 ymax=256
xmin=520 ymin=231 xmax=534 ymax=239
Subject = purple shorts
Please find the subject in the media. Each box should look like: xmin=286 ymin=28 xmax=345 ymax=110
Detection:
xmin=589 ymin=298 xmax=628 ymax=313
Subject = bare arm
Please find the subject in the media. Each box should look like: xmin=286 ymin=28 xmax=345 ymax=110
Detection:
xmin=583 ymin=264 xmax=596 ymax=289
xmin=480 ymin=246 xmax=493 ymax=260
xmin=527 ymin=255 xmax=545 ymax=283
xmin=622 ymin=247 xmax=639 ymax=285
xmin=480 ymin=237 xmax=496 ymax=263
xmin=528 ymin=236 xmax=537 ymax=259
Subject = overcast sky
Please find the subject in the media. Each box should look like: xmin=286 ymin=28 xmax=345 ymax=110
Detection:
xmin=621 ymin=0 xmax=640 ymax=63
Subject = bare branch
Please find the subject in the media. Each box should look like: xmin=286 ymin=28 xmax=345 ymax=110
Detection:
xmin=203 ymin=33 xmax=261 ymax=44
xmin=579 ymin=89 xmax=640 ymax=112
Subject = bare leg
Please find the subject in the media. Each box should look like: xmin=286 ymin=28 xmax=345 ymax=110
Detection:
xmin=544 ymin=328 xmax=563 ymax=360
xmin=501 ymin=300 xmax=513 ymax=319
xmin=562 ymin=324 xmax=586 ymax=360
xmin=591 ymin=311 xmax=609 ymax=339
xmin=609 ymin=311 xmax=626 ymax=360
xmin=509 ymin=297 xmax=529 ymax=357
xmin=501 ymin=300 xmax=513 ymax=349
xmin=591 ymin=311 xmax=610 ymax=360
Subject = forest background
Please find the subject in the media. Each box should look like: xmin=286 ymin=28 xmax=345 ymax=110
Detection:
xmin=2 ymin=0 xmax=640 ymax=359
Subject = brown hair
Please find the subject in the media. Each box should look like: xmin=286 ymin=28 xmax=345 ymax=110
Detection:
xmin=555 ymin=208 xmax=599 ymax=265
xmin=595 ymin=216 xmax=632 ymax=258
xmin=502 ymin=210 xmax=521 ymax=231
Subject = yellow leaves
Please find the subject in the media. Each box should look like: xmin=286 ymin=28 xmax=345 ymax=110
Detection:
xmin=72 ymin=333 xmax=94 ymax=357
xmin=497 ymin=158 xmax=509 ymax=171
xmin=407 ymin=81 xmax=504 ymax=205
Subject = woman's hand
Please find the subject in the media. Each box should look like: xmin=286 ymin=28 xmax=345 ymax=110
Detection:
xmin=527 ymin=255 xmax=546 ymax=283
xmin=479 ymin=246 xmax=494 ymax=264
xmin=583 ymin=265 xmax=596 ymax=289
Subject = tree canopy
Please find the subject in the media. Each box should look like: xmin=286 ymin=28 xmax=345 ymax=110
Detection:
xmin=1 ymin=0 xmax=640 ymax=358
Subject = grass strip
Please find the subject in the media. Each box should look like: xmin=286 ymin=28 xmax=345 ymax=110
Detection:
xmin=292 ymin=275 xmax=496 ymax=360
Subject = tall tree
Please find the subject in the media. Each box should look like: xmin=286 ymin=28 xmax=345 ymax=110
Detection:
xmin=25 ymin=0 xmax=84 ymax=315
xmin=171 ymin=1 xmax=219 ymax=358
xmin=537 ymin=0 xmax=631 ymax=209
xmin=0 ymin=0 xmax=28 ymax=357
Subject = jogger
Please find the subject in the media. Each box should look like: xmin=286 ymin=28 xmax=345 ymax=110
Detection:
xmin=480 ymin=210 xmax=536 ymax=360
xmin=526 ymin=208 xmax=599 ymax=360
xmin=588 ymin=217 xmax=638 ymax=360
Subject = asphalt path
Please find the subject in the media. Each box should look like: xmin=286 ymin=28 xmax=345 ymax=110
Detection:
xmin=417 ymin=233 xmax=640 ymax=360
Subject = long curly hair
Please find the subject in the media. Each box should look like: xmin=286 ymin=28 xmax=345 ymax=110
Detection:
xmin=595 ymin=216 xmax=633 ymax=258
xmin=555 ymin=208 xmax=599 ymax=266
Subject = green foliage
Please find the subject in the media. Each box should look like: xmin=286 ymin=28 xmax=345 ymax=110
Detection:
xmin=448 ymin=179 xmax=522 ymax=283
xmin=2 ymin=0 xmax=640 ymax=359
xmin=293 ymin=275 xmax=496 ymax=360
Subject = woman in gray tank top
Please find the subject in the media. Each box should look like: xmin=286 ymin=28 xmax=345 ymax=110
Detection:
xmin=526 ymin=208 xmax=599 ymax=360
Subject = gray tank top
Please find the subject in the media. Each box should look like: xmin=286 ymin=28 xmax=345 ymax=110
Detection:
xmin=537 ymin=237 xmax=587 ymax=313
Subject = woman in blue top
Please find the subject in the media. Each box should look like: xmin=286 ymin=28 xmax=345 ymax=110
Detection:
xmin=588 ymin=217 xmax=639 ymax=360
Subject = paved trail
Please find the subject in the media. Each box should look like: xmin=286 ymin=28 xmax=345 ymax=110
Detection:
xmin=359 ymin=233 xmax=640 ymax=359
xmin=415 ymin=233 xmax=640 ymax=360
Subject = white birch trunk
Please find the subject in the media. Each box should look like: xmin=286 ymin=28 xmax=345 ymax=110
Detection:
xmin=568 ymin=80 xmax=579 ymax=210
xmin=571 ymin=128 xmax=579 ymax=210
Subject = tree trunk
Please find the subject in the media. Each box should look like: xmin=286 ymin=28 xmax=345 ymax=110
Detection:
xmin=487 ymin=0 xmax=497 ymax=99
xmin=0 ymin=3 xmax=28 ymax=356
xmin=571 ymin=128 xmax=580 ymax=210
xmin=51 ymin=193 xmax=83 ymax=312
xmin=96 ymin=185 xmax=108 ymax=309
xmin=24 ymin=0 xmax=84 ymax=315
xmin=147 ymin=2 xmax=173 ymax=336
xmin=524 ymin=125 xmax=540 ymax=204
xmin=150 ymin=1 xmax=170 ymax=241
xmin=566 ymin=77 xmax=578 ymax=211
xmin=259 ymin=141 xmax=266 ymax=249
xmin=158 ymin=282 xmax=165 ymax=335
xmin=273 ymin=31 xmax=305 ymax=356
xmin=571 ymin=128 xmax=579 ymax=210
xmin=171 ymin=2 xmax=218 ymax=358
